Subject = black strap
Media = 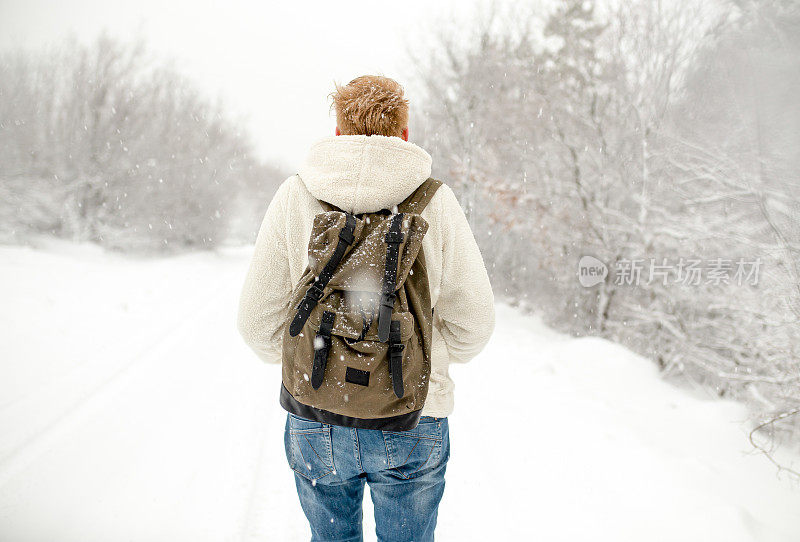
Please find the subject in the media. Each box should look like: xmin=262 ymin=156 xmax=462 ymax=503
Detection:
xmin=310 ymin=310 xmax=335 ymax=389
xmin=377 ymin=213 xmax=404 ymax=342
xmin=388 ymin=319 xmax=404 ymax=398
xmin=289 ymin=213 xmax=356 ymax=336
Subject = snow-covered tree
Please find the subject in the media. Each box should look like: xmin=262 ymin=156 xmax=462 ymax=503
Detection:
xmin=411 ymin=0 xmax=800 ymax=453
xmin=0 ymin=34 xmax=283 ymax=253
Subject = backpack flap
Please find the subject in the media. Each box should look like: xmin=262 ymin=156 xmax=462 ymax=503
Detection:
xmin=327 ymin=212 xmax=428 ymax=294
xmin=294 ymin=208 xmax=428 ymax=345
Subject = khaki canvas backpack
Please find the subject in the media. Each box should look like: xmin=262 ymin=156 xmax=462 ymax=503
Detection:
xmin=279 ymin=177 xmax=442 ymax=431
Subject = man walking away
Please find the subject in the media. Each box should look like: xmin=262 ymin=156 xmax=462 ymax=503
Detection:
xmin=237 ymin=75 xmax=495 ymax=542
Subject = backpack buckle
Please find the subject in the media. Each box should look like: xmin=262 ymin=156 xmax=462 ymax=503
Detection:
xmin=377 ymin=292 xmax=396 ymax=342
xmin=339 ymin=228 xmax=355 ymax=245
xmin=307 ymin=282 xmax=324 ymax=301
xmin=387 ymin=320 xmax=404 ymax=398
xmin=384 ymin=230 xmax=404 ymax=244
xmin=310 ymin=310 xmax=336 ymax=390
xmin=388 ymin=325 xmax=402 ymax=345
xmin=379 ymin=292 xmax=395 ymax=310
xmin=388 ymin=342 xmax=404 ymax=360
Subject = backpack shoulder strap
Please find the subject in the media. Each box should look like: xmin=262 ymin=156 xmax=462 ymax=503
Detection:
xmin=398 ymin=177 xmax=442 ymax=214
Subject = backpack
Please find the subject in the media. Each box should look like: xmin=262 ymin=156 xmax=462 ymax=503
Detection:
xmin=279 ymin=177 xmax=442 ymax=431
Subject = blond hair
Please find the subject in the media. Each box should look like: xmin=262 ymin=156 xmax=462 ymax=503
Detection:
xmin=329 ymin=75 xmax=409 ymax=138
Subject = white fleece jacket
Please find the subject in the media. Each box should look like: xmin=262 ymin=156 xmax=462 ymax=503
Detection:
xmin=236 ymin=134 xmax=495 ymax=417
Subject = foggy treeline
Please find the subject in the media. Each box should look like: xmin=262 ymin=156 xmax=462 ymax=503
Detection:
xmin=413 ymin=0 xmax=800 ymax=453
xmin=0 ymin=35 xmax=283 ymax=252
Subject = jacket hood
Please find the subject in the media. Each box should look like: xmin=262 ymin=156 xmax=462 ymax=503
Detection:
xmin=297 ymin=134 xmax=433 ymax=214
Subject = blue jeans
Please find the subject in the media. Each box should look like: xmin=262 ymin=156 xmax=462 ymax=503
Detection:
xmin=284 ymin=413 xmax=450 ymax=542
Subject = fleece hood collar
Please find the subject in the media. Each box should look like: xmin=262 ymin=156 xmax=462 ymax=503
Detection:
xmin=297 ymin=134 xmax=433 ymax=214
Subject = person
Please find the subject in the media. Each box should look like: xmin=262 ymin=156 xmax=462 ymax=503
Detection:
xmin=236 ymin=75 xmax=495 ymax=542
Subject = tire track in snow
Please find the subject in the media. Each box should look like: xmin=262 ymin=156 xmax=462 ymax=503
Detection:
xmin=0 ymin=288 xmax=227 ymax=488
xmin=236 ymin=398 xmax=273 ymax=542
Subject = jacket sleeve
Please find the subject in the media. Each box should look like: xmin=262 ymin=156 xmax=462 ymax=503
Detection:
xmin=433 ymin=183 xmax=496 ymax=363
xmin=236 ymin=179 xmax=294 ymax=364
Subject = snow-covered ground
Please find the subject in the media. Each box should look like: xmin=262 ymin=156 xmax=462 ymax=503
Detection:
xmin=0 ymin=240 xmax=798 ymax=542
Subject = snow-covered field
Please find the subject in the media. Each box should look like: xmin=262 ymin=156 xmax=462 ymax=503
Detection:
xmin=0 ymin=240 xmax=798 ymax=542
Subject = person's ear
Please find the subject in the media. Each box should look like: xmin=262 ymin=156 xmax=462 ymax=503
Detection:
xmin=402 ymin=126 xmax=409 ymax=141
xmin=335 ymin=126 xmax=341 ymax=136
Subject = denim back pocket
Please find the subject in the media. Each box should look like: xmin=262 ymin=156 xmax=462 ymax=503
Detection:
xmin=285 ymin=413 xmax=335 ymax=482
xmin=382 ymin=417 xmax=444 ymax=480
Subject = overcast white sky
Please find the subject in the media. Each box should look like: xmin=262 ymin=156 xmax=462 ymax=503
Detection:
xmin=0 ymin=0 xmax=485 ymax=171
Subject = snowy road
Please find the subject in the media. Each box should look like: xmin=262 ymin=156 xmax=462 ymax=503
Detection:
xmin=1 ymin=241 xmax=798 ymax=541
